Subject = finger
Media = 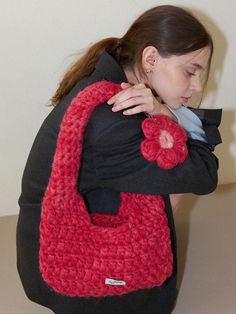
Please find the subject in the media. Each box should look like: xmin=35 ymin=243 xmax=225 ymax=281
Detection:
xmin=133 ymin=83 xmax=147 ymax=90
xmin=112 ymin=96 xmax=145 ymax=112
xmin=123 ymin=104 xmax=147 ymax=115
xmin=120 ymin=82 xmax=132 ymax=90
xmin=107 ymin=83 xmax=132 ymax=105
xmin=107 ymin=89 xmax=126 ymax=105
xmin=108 ymin=84 xmax=151 ymax=106
xmin=109 ymin=86 xmax=149 ymax=106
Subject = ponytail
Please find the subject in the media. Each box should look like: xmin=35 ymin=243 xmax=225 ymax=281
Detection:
xmin=51 ymin=37 xmax=119 ymax=106
xmin=51 ymin=5 xmax=213 ymax=107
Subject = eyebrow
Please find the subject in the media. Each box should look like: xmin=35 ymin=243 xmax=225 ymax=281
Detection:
xmin=191 ymin=63 xmax=205 ymax=70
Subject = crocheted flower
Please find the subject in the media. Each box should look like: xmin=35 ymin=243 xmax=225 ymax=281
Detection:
xmin=141 ymin=115 xmax=188 ymax=169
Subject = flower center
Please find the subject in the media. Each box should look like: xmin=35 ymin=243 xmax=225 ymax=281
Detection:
xmin=159 ymin=130 xmax=174 ymax=148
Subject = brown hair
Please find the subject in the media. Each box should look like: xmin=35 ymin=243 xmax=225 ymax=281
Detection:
xmin=51 ymin=5 xmax=213 ymax=106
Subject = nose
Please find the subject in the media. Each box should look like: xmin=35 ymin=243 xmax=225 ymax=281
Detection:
xmin=190 ymin=75 xmax=202 ymax=93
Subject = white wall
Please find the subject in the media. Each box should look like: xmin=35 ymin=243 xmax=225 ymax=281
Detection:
xmin=0 ymin=0 xmax=235 ymax=216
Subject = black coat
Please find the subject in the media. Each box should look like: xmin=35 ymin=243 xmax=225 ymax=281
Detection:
xmin=17 ymin=51 xmax=221 ymax=314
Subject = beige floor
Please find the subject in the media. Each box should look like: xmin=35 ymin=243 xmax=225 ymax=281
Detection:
xmin=0 ymin=184 xmax=236 ymax=314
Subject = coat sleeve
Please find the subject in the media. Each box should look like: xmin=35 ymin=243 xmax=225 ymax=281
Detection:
xmin=89 ymin=113 xmax=219 ymax=196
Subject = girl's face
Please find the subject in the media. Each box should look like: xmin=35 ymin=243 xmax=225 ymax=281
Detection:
xmin=147 ymin=46 xmax=211 ymax=109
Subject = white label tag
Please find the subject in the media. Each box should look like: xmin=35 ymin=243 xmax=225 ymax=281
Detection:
xmin=105 ymin=278 xmax=126 ymax=286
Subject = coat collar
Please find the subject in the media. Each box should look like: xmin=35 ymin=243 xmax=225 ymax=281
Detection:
xmin=95 ymin=52 xmax=127 ymax=84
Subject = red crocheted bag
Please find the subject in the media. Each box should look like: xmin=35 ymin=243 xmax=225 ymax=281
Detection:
xmin=39 ymin=81 xmax=188 ymax=297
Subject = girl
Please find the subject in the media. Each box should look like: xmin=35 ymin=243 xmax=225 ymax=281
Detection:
xmin=17 ymin=5 xmax=222 ymax=314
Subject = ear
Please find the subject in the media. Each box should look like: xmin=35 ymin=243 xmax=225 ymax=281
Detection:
xmin=142 ymin=46 xmax=159 ymax=72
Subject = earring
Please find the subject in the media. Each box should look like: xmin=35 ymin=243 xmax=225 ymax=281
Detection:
xmin=146 ymin=59 xmax=157 ymax=73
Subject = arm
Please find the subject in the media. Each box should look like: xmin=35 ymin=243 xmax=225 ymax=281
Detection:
xmin=107 ymin=83 xmax=221 ymax=205
xmin=89 ymin=110 xmax=219 ymax=196
xmin=162 ymin=105 xmax=221 ymax=210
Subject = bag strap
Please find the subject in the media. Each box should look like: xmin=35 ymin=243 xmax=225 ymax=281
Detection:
xmin=43 ymin=81 xmax=121 ymax=217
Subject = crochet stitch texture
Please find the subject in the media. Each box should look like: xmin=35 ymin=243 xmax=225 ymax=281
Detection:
xmin=40 ymin=81 xmax=188 ymax=297
xmin=141 ymin=115 xmax=188 ymax=169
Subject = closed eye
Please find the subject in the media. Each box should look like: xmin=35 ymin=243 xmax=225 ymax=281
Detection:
xmin=186 ymin=71 xmax=196 ymax=77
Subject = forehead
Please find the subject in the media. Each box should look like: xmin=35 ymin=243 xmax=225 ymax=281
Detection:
xmin=174 ymin=47 xmax=210 ymax=69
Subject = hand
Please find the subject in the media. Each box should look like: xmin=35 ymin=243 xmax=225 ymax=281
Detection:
xmin=108 ymin=82 xmax=168 ymax=116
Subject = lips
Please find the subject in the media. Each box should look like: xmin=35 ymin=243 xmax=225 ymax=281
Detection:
xmin=181 ymin=97 xmax=191 ymax=103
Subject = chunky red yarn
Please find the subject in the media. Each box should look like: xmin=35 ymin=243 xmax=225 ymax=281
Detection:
xmin=40 ymin=81 xmax=188 ymax=297
xmin=141 ymin=115 xmax=188 ymax=169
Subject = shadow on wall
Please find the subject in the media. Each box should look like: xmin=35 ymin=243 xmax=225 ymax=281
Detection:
xmin=174 ymin=183 xmax=236 ymax=290
xmin=174 ymin=193 xmax=198 ymax=289
xmin=185 ymin=8 xmax=236 ymax=183
xmin=215 ymin=110 xmax=236 ymax=183
xmin=174 ymin=0 xmax=233 ymax=268
xmin=187 ymin=7 xmax=228 ymax=108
